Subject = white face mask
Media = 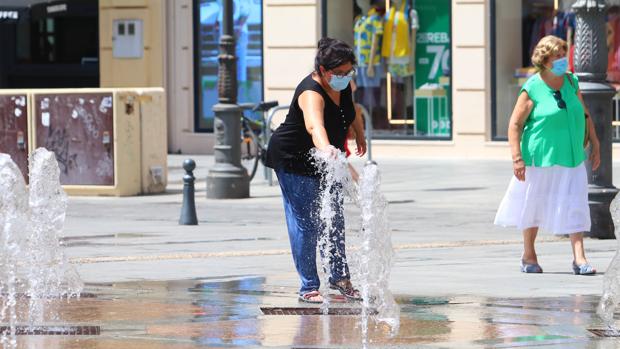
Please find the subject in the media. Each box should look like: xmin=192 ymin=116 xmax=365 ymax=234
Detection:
xmin=328 ymin=73 xmax=353 ymax=91
xmin=550 ymin=57 xmax=568 ymax=76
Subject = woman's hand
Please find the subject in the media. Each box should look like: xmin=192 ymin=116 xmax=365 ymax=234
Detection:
xmin=355 ymin=133 xmax=367 ymax=156
xmin=513 ymin=159 xmax=526 ymax=181
xmin=507 ymin=92 xmax=533 ymax=183
xmin=590 ymin=142 xmax=601 ymax=171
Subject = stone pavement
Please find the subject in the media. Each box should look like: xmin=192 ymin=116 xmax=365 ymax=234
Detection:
xmin=47 ymin=154 xmax=620 ymax=348
xmin=66 ymin=155 xmax=620 ymax=298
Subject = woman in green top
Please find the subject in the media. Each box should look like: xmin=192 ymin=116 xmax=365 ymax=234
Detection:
xmin=495 ymin=35 xmax=601 ymax=275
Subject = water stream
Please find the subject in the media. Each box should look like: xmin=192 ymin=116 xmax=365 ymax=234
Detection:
xmin=0 ymin=148 xmax=83 ymax=348
xmin=357 ymin=162 xmax=400 ymax=346
xmin=311 ymin=150 xmax=399 ymax=347
xmin=598 ymin=192 xmax=620 ymax=333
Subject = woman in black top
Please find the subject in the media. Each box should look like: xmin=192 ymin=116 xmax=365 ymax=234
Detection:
xmin=266 ymin=38 xmax=366 ymax=303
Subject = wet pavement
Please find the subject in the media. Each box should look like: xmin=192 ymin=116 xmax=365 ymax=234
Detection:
xmin=7 ymin=276 xmax=620 ymax=348
xmin=8 ymin=155 xmax=620 ymax=348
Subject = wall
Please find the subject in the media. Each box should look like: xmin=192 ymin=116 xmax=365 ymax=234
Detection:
xmin=263 ymin=0 xmax=321 ymax=105
xmin=99 ymin=0 xmax=166 ymax=87
xmin=165 ymin=0 xmax=214 ymax=154
xmin=494 ymin=0 xmax=522 ymax=139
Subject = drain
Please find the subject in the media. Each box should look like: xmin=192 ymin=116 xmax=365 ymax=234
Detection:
xmin=588 ymin=329 xmax=620 ymax=337
xmin=423 ymin=186 xmax=486 ymax=192
xmin=388 ymin=199 xmax=415 ymax=205
xmin=260 ymin=307 xmax=377 ymax=315
xmin=0 ymin=325 xmax=100 ymax=336
xmin=1 ymin=292 xmax=96 ymax=299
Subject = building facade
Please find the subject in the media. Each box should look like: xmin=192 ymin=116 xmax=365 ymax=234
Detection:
xmin=3 ymin=0 xmax=619 ymax=159
xmin=168 ymin=0 xmax=498 ymax=158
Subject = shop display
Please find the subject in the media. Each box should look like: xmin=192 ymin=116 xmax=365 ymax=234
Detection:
xmin=329 ymin=0 xmax=452 ymax=138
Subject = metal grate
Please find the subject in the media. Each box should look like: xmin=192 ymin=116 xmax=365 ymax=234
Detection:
xmin=0 ymin=292 xmax=96 ymax=299
xmin=260 ymin=307 xmax=377 ymax=316
xmin=588 ymin=329 xmax=620 ymax=337
xmin=0 ymin=325 xmax=100 ymax=336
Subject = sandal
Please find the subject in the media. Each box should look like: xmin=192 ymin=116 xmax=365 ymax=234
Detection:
xmin=520 ymin=260 xmax=543 ymax=273
xmin=298 ymin=290 xmax=323 ymax=303
xmin=329 ymin=280 xmax=362 ymax=301
xmin=572 ymin=261 xmax=596 ymax=275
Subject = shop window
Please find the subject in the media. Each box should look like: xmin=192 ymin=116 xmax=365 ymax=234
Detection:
xmin=0 ymin=0 xmax=99 ymax=88
xmin=194 ymin=0 xmax=264 ymax=132
xmin=325 ymin=0 xmax=452 ymax=139
xmin=492 ymin=0 xmax=620 ymax=141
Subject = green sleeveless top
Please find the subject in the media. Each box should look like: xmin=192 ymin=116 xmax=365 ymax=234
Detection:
xmin=520 ymin=73 xmax=586 ymax=168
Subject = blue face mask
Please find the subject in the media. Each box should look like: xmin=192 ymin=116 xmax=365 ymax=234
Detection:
xmin=328 ymin=73 xmax=352 ymax=91
xmin=550 ymin=57 xmax=568 ymax=76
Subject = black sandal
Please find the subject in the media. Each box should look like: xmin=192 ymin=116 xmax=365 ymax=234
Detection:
xmin=329 ymin=280 xmax=362 ymax=301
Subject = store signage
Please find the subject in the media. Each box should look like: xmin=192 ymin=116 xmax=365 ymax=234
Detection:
xmin=47 ymin=3 xmax=68 ymax=14
xmin=417 ymin=32 xmax=450 ymax=44
xmin=0 ymin=11 xmax=19 ymax=20
xmin=415 ymin=0 xmax=451 ymax=136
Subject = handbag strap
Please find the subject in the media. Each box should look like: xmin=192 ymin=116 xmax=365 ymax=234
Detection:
xmin=565 ymin=72 xmax=577 ymax=94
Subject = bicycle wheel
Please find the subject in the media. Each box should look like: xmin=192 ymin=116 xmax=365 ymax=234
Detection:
xmin=240 ymin=125 xmax=260 ymax=180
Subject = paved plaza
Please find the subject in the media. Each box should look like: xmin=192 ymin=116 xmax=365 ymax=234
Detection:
xmin=13 ymin=154 xmax=620 ymax=348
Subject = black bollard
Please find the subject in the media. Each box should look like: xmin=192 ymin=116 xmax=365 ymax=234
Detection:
xmin=179 ymin=159 xmax=198 ymax=225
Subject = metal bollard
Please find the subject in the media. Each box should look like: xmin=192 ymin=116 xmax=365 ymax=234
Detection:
xmin=179 ymin=159 xmax=198 ymax=225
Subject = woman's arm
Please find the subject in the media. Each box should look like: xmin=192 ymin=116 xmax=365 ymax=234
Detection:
xmin=576 ymin=89 xmax=601 ymax=171
xmin=298 ymin=90 xmax=337 ymax=155
xmin=351 ymin=104 xmax=367 ymax=156
xmin=508 ymin=91 xmax=534 ymax=181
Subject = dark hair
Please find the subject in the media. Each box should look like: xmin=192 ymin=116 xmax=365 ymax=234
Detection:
xmin=314 ymin=37 xmax=357 ymax=76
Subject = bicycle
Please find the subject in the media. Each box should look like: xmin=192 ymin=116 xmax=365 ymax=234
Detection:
xmin=238 ymin=100 xmax=280 ymax=180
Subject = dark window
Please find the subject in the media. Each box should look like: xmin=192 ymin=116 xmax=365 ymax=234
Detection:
xmin=194 ymin=0 xmax=264 ymax=132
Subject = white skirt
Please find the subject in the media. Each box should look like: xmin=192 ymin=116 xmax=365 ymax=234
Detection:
xmin=494 ymin=163 xmax=591 ymax=235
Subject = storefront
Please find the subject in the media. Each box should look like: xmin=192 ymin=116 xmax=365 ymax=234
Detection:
xmin=9 ymin=0 xmax=612 ymax=160
xmin=324 ymin=0 xmax=452 ymax=140
xmin=168 ymin=0 xmax=493 ymax=156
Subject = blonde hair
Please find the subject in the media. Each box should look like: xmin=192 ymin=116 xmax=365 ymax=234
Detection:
xmin=531 ymin=35 xmax=567 ymax=71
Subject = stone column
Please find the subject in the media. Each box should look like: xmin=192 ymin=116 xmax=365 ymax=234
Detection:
xmin=207 ymin=0 xmax=250 ymax=199
xmin=573 ymin=0 xmax=618 ymax=238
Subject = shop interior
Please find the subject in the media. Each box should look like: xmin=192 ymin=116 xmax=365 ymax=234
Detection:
xmin=325 ymin=0 xmax=452 ymax=139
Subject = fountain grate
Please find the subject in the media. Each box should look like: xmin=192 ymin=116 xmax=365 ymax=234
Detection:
xmin=588 ymin=329 xmax=620 ymax=337
xmin=0 ymin=292 xmax=96 ymax=299
xmin=260 ymin=307 xmax=377 ymax=316
xmin=0 ymin=325 xmax=100 ymax=336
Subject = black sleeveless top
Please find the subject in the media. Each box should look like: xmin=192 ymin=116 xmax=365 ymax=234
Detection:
xmin=265 ymin=73 xmax=356 ymax=176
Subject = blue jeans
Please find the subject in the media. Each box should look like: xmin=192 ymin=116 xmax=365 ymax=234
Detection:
xmin=276 ymin=169 xmax=351 ymax=294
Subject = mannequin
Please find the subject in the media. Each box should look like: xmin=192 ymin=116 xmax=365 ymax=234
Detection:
xmin=556 ymin=0 xmax=575 ymax=64
xmin=382 ymin=0 xmax=412 ymax=77
xmin=354 ymin=0 xmax=387 ymax=129
xmin=382 ymin=0 xmax=411 ymax=120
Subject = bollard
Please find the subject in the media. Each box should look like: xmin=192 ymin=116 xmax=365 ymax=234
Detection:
xmin=179 ymin=159 xmax=198 ymax=225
